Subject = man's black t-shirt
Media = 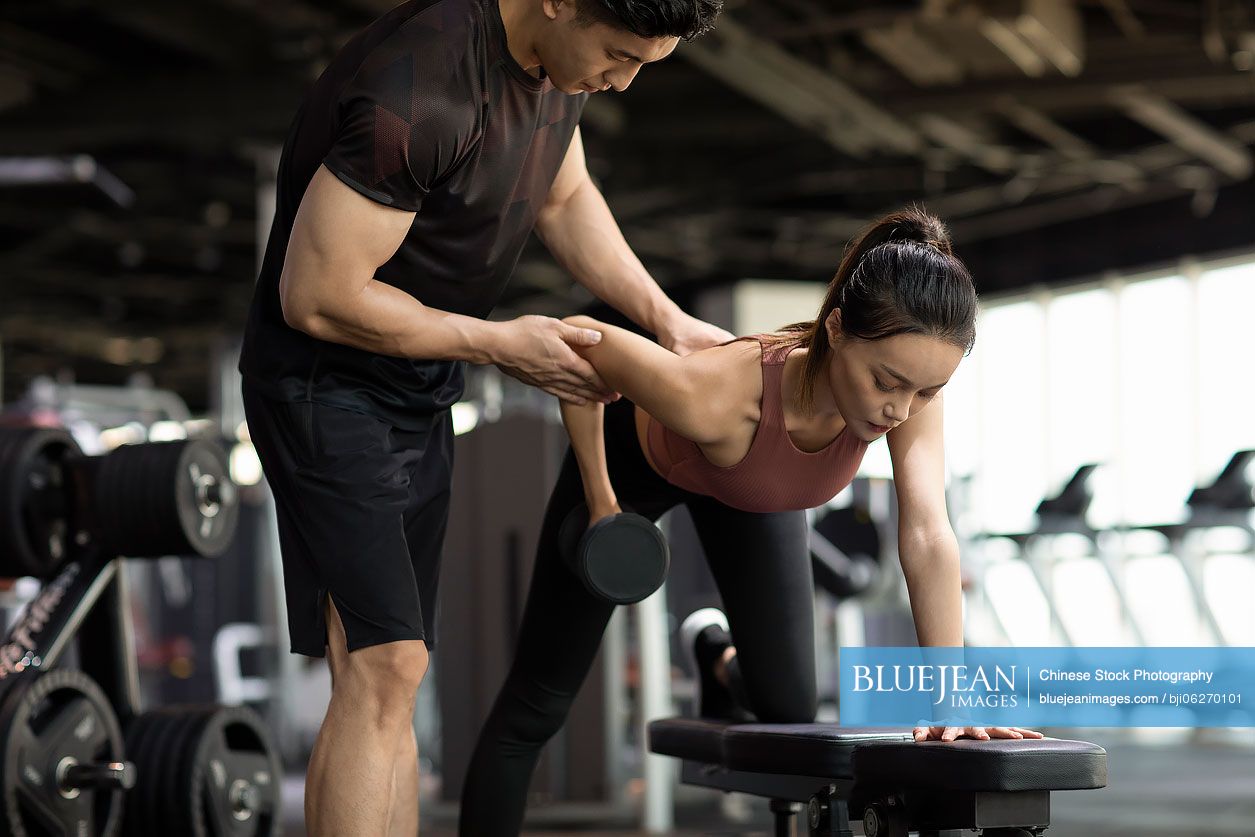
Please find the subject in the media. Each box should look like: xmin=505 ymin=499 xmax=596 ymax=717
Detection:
xmin=240 ymin=0 xmax=586 ymax=427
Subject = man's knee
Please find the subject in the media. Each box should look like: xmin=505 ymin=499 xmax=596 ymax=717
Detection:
xmin=335 ymin=640 xmax=430 ymax=717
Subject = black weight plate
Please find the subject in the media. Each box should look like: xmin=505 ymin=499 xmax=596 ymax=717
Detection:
xmin=0 ymin=669 xmax=124 ymax=837
xmin=152 ymin=708 xmax=204 ymax=835
xmin=0 ymin=428 xmax=81 ymax=578
xmin=145 ymin=710 xmax=187 ymax=835
xmin=96 ymin=441 xmax=239 ymax=559
xmin=174 ymin=442 xmax=239 ymax=558
xmin=189 ymin=706 xmax=282 ymax=837
xmin=124 ymin=708 xmax=183 ymax=837
xmin=121 ymin=711 xmax=163 ymax=837
xmin=169 ymin=708 xmax=214 ymax=834
xmin=96 ymin=443 xmax=183 ymax=558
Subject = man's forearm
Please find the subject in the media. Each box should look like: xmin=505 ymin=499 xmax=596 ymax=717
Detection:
xmin=535 ymin=178 xmax=682 ymax=336
xmin=294 ymin=276 xmax=501 ymax=364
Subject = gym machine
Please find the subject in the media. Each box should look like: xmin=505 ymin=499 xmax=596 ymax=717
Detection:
xmin=1130 ymin=448 xmax=1255 ymax=646
xmin=979 ymin=464 xmax=1147 ymax=647
xmin=0 ymin=426 xmax=281 ymax=837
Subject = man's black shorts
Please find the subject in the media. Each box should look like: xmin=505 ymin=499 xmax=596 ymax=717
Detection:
xmin=242 ymin=386 xmax=452 ymax=657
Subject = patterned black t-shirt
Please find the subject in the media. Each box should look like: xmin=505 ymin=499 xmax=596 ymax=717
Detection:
xmin=240 ymin=0 xmax=586 ymax=427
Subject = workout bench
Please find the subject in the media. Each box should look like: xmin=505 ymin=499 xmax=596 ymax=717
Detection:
xmin=649 ymin=718 xmax=1107 ymax=836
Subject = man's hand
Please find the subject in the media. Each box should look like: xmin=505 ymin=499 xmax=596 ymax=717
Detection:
xmin=490 ymin=315 xmax=618 ymax=405
xmin=656 ymin=311 xmax=735 ymax=357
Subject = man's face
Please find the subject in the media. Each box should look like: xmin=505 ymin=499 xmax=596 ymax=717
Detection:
xmin=537 ymin=1 xmax=679 ymax=94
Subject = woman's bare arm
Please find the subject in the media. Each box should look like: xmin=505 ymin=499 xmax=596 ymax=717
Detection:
xmin=887 ymin=393 xmax=963 ymax=647
xmin=560 ymin=315 xmax=742 ymax=445
xmin=560 ymin=399 xmax=620 ymax=522
xmin=555 ymin=314 xmax=749 ymax=523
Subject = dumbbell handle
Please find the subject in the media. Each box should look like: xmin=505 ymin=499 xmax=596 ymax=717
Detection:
xmin=63 ymin=761 xmax=136 ymax=791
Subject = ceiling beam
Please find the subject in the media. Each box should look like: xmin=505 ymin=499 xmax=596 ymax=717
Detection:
xmin=915 ymin=113 xmax=1024 ymax=174
xmin=884 ymin=72 xmax=1255 ymax=118
xmin=863 ymin=19 xmax=964 ymax=86
xmin=679 ymin=16 xmax=925 ymax=157
xmin=1111 ymin=85 xmax=1253 ymax=179
xmin=996 ymin=99 xmax=1097 ymax=160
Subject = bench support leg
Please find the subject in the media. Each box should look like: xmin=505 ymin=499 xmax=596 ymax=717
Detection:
xmin=770 ymin=799 xmax=799 ymax=837
xmin=806 ymin=788 xmax=854 ymax=837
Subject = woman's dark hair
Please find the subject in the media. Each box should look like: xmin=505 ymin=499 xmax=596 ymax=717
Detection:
xmin=573 ymin=0 xmax=722 ymax=41
xmin=769 ymin=205 xmax=978 ymax=414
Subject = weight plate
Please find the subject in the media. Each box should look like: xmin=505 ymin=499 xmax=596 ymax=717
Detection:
xmin=95 ymin=440 xmax=239 ymax=559
xmin=123 ymin=705 xmax=280 ymax=837
xmin=0 ymin=669 xmax=125 ymax=837
xmin=0 ymin=428 xmax=81 ymax=578
xmin=188 ymin=706 xmax=281 ymax=837
xmin=174 ymin=442 xmax=238 ymax=558
xmin=121 ymin=711 xmax=159 ymax=837
xmin=122 ymin=709 xmax=178 ymax=837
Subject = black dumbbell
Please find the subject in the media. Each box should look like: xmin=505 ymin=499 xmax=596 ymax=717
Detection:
xmin=558 ymin=504 xmax=669 ymax=604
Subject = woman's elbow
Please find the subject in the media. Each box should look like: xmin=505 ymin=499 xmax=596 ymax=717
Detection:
xmin=898 ymin=531 xmax=960 ymax=569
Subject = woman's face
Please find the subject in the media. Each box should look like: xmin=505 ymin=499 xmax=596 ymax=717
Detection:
xmin=825 ymin=311 xmax=965 ymax=441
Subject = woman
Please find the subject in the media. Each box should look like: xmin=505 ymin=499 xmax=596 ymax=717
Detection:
xmin=459 ymin=207 xmax=1040 ymax=835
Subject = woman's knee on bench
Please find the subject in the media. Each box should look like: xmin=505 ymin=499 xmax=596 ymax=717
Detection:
xmin=742 ymin=667 xmax=818 ymax=723
xmin=752 ymin=692 xmax=818 ymax=724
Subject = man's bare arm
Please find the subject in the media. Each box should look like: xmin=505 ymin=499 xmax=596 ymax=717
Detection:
xmin=535 ymin=130 xmax=733 ymax=357
xmin=280 ymin=165 xmax=611 ymax=402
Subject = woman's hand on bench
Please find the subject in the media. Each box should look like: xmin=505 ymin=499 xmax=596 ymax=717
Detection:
xmin=913 ymin=725 xmax=1045 ymax=742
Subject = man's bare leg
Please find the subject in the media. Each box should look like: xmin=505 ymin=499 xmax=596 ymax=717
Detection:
xmin=387 ymin=725 xmax=420 ymax=836
xmin=305 ymin=599 xmax=428 ymax=837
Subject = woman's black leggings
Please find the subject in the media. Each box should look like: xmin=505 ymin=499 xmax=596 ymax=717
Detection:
xmin=459 ymin=399 xmax=816 ymax=835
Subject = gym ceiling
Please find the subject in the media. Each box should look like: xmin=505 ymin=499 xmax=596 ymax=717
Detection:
xmin=1 ymin=0 xmax=1253 ymax=410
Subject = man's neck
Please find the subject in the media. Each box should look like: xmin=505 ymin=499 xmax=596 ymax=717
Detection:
xmin=497 ymin=0 xmax=543 ymax=76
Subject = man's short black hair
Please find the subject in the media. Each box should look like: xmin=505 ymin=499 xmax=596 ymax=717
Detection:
xmin=573 ymin=0 xmax=722 ymax=41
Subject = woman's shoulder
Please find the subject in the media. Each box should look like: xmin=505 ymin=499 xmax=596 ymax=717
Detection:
xmin=679 ymin=339 xmax=764 ymax=428
xmin=686 ymin=337 xmax=763 ymax=382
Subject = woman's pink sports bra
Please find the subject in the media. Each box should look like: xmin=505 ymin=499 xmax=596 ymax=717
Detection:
xmin=645 ymin=337 xmax=869 ymax=513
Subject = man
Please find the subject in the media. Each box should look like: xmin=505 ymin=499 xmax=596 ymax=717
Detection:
xmin=238 ymin=0 xmax=727 ymax=834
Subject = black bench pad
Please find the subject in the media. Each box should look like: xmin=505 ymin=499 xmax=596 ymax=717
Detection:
xmin=649 ymin=718 xmax=1107 ymax=793
xmin=647 ymin=717 xmax=735 ymax=764
xmin=853 ymin=737 xmax=1107 ymax=792
xmin=723 ymin=724 xmax=914 ymax=777
xmin=649 ymin=719 xmax=910 ymax=769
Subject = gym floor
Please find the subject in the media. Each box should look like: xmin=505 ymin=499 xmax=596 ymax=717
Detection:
xmin=277 ymin=735 xmax=1255 ymax=836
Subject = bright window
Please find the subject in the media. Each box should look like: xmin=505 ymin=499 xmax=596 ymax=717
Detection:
xmin=972 ymin=301 xmax=1047 ymax=533
xmin=1196 ymin=262 xmax=1255 ymax=482
xmin=1117 ymin=276 xmax=1194 ymax=525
